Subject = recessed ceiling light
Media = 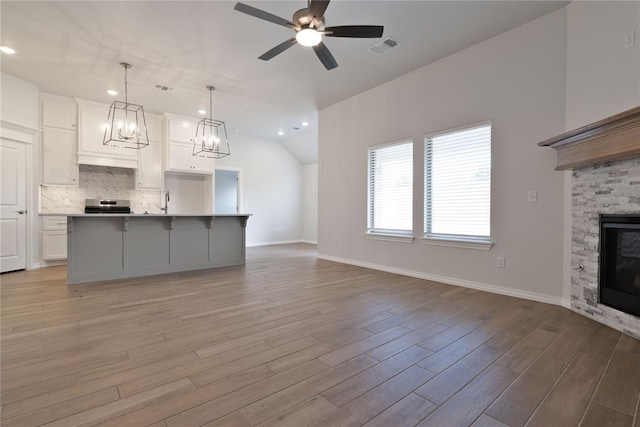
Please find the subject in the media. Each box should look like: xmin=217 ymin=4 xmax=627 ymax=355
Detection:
xmin=301 ymin=121 xmax=309 ymax=127
xmin=198 ymin=110 xmax=207 ymax=115
xmin=106 ymin=89 xmax=118 ymax=96
xmin=0 ymin=46 xmax=16 ymax=55
xmin=278 ymin=131 xmax=284 ymax=136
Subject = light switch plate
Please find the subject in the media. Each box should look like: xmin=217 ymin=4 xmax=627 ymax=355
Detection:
xmin=527 ymin=190 xmax=537 ymax=203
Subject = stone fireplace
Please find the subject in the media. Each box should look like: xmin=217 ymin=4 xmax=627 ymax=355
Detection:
xmin=599 ymin=214 xmax=640 ymax=318
xmin=540 ymin=106 xmax=640 ymax=338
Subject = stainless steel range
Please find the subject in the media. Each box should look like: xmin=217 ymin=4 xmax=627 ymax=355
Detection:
xmin=84 ymin=199 xmax=131 ymax=214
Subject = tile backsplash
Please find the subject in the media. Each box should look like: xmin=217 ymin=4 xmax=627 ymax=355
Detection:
xmin=40 ymin=165 xmax=163 ymax=214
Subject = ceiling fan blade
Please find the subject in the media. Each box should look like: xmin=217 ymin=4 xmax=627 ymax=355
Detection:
xmin=313 ymin=42 xmax=338 ymax=70
xmin=234 ymin=2 xmax=294 ymax=28
xmin=258 ymin=38 xmax=297 ymax=61
xmin=324 ymin=25 xmax=384 ymax=38
xmin=308 ymin=0 xmax=330 ymax=18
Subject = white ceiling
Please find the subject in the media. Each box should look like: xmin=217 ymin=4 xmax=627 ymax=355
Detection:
xmin=1 ymin=1 xmax=568 ymax=164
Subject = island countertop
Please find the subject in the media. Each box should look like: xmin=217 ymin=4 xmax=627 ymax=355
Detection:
xmin=66 ymin=214 xmax=251 ymax=285
xmin=40 ymin=213 xmax=252 ymax=217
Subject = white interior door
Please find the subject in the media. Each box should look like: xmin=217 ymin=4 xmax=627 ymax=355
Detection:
xmin=1 ymin=138 xmax=27 ymax=273
xmin=215 ymin=169 xmax=239 ymax=214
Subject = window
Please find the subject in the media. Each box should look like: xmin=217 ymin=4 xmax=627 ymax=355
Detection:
xmin=367 ymin=140 xmax=413 ymax=239
xmin=424 ymin=122 xmax=491 ymax=247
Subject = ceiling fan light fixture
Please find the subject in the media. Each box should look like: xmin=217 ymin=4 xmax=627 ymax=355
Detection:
xmin=296 ymin=28 xmax=322 ymax=47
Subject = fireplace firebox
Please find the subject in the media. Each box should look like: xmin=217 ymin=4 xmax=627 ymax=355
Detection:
xmin=599 ymin=215 xmax=640 ymax=318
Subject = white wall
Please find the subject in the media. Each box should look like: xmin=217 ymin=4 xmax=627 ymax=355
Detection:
xmin=565 ymin=1 xmax=640 ymax=130
xmin=217 ymin=133 xmax=302 ymax=246
xmin=1 ymin=72 xmax=40 ymax=269
xmin=1 ymin=72 xmax=39 ymax=130
xmin=302 ymin=163 xmax=318 ymax=244
xmin=318 ymin=9 xmax=567 ymax=303
xmin=164 ymin=174 xmax=208 ymax=214
xmin=562 ymin=1 xmax=640 ymax=304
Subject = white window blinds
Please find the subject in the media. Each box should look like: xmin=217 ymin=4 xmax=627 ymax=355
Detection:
xmin=368 ymin=140 xmax=413 ymax=234
xmin=425 ymin=123 xmax=491 ymax=239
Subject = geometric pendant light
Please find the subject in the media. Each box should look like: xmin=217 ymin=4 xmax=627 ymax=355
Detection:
xmin=192 ymin=85 xmax=230 ymax=159
xmin=103 ymin=62 xmax=149 ymax=149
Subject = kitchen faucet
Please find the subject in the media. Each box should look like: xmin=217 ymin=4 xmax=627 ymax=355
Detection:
xmin=161 ymin=191 xmax=170 ymax=214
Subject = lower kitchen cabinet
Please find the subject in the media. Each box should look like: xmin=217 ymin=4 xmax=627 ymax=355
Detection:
xmin=41 ymin=216 xmax=67 ymax=261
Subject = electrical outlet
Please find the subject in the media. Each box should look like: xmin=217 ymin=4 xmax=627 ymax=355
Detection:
xmin=497 ymin=256 xmax=506 ymax=268
xmin=64 ymin=198 xmax=70 ymax=206
xmin=527 ymin=190 xmax=537 ymax=203
xmin=143 ymin=201 xmax=148 ymax=208
xmin=624 ymin=30 xmax=635 ymax=50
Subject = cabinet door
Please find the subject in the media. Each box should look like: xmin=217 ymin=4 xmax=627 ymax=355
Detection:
xmin=192 ymin=152 xmax=215 ymax=173
xmin=167 ymin=142 xmax=194 ymax=171
xmin=168 ymin=119 xmax=197 ymax=143
xmin=137 ymin=141 xmax=163 ymax=190
xmin=42 ymin=231 xmax=67 ymax=260
xmin=78 ymin=108 xmax=138 ymax=166
xmin=42 ymin=97 xmax=77 ymax=130
xmin=42 ymin=128 xmax=79 ymax=185
xmin=145 ymin=113 xmax=163 ymax=142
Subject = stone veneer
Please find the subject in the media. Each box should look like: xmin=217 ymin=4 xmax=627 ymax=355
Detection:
xmin=572 ymin=156 xmax=640 ymax=338
xmin=40 ymin=165 xmax=163 ymax=214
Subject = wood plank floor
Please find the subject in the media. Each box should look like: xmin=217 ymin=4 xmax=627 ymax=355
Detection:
xmin=1 ymin=243 xmax=639 ymax=427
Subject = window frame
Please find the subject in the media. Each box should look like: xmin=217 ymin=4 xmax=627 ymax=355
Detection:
xmin=366 ymin=138 xmax=414 ymax=243
xmin=422 ymin=120 xmax=493 ymax=250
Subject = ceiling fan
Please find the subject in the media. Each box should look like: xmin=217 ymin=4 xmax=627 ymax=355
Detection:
xmin=234 ymin=0 xmax=384 ymax=70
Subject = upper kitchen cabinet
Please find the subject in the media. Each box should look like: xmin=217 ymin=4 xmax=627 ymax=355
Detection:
xmin=136 ymin=112 xmax=163 ymax=190
xmin=42 ymin=128 xmax=79 ymax=185
xmin=164 ymin=114 xmax=214 ymax=174
xmin=42 ymin=93 xmax=77 ymax=130
xmin=40 ymin=93 xmax=78 ymax=186
xmin=76 ymin=98 xmax=138 ymax=169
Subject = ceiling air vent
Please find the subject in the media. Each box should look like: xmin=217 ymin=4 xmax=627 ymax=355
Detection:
xmin=369 ymin=38 xmax=399 ymax=55
xmin=154 ymin=84 xmax=174 ymax=92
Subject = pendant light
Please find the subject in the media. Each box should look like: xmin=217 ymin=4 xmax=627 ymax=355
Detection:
xmin=103 ymin=62 xmax=149 ymax=149
xmin=192 ymin=86 xmax=230 ymax=159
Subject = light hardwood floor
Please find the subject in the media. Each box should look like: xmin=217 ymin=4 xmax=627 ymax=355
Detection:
xmin=1 ymin=243 xmax=639 ymax=427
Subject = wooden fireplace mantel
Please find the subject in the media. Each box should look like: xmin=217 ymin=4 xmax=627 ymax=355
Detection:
xmin=539 ymin=106 xmax=640 ymax=170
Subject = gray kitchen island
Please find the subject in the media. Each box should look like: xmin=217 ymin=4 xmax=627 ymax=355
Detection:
xmin=66 ymin=214 xmax=250 ymax=284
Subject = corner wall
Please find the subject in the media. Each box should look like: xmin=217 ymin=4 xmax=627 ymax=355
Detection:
xmin=302 ymin=163 xmax=318 ymax=244
xmin=217 ymin=134 xmax=303 ymax=246
xmin=318 ymin=9 xmax=567 ymax=302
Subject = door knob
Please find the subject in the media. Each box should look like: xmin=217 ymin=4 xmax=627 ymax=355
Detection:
xmin=17 ymin=210 xmax=25 ymax=214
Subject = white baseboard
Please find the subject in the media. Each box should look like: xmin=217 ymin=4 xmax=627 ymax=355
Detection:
xmin=317 ymin=253 xmax=564 ymax=307
xmin=246 ymin=240 xmax=306 ymax=247
xmin=300 ymin=240 xmax=318 ymax=245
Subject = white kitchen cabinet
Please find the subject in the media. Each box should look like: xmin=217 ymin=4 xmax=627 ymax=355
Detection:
xmin=144 ymin=113 xmax=163 ymax=142
xmin=136 ymin=141 xmax=163 ymax=190
xmin=40 ymin=94 xmax=79 ymax=186
xmin=168 ymin=117 xmax=197 ymax=143
xmin=165 ymin=114 xmax=214 ymax=174
xmin=41 ymin=216 xmax=67 ymax=261
xmin=135 ymin=112 xmax=163 ymax=190
xmin=167 ymin=141 xmax=214 ymax=174
xmin=42 ymin=94 xmax=77 ymax=130
xmin=42 ymin=128 xmax=79 ymax=185
xmin=76 ymin=98 xmax=138 ymax=169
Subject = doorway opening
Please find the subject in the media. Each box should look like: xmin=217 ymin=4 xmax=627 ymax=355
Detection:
xmin=215 ymin=168 xmax=242 ymax=214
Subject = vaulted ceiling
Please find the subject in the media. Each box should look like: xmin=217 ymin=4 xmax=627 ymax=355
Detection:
xmin=1 ymin=1 xmax=568 ymax=163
